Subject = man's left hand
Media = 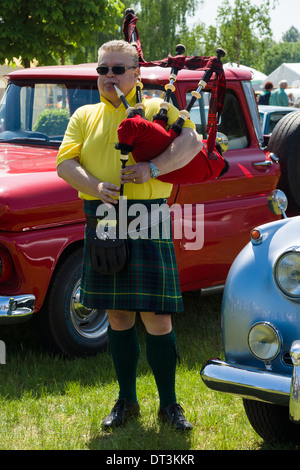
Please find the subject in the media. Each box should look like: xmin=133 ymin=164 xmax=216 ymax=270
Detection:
xmin=120 ymin=161 xmax=151 ymax=185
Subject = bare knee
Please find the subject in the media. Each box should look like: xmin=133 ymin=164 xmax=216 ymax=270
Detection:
xmin=140 ymin=312 xmax=172 ymax=335
xmin=107 ymin=310 xmax=136 ymax=331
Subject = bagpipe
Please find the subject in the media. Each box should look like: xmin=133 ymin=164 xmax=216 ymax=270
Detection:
xmin=114 ymin=8 xmax=229 ymax=185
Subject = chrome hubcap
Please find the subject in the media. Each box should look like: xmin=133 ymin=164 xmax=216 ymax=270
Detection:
xmin=70 ymin=279 xmax=108 ymax=340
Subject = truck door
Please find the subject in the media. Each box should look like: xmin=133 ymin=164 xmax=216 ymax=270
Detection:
xmin=173 ymin=79 xmax=281 ymax=291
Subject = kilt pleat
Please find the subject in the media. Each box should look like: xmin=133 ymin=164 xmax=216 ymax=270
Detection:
xmin=80 ymin=199 xmax=183 ymax=314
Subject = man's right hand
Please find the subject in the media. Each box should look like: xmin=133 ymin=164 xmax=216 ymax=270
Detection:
xmin=97 ymin=182 xmax=120 ymax=205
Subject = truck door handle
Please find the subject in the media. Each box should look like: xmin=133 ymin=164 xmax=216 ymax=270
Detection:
xmin=252 ymin=160 xmax=273 ymax=167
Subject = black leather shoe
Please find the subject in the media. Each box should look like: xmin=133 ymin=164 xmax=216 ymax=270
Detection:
xmin=158 ymin=403 xmax=193 ymax=431
xmin=102 ymin=398 xmax=140 ymax=429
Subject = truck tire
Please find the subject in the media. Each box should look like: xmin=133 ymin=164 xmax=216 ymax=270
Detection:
xmin=243 ymin=398 xmax=300 ymax=444
xmin=268 ymin=111 xmax=300 ymax=212
xmin=34 ymin=248 xmax=109 ymax=357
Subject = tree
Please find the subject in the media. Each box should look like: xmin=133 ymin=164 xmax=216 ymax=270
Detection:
xmin=82 ymin=0 xmax=203 ymax=65
xmin=179 ymin=22 xmax=207 ymax=56
xmin=201 ymin=26 xmax=220 ymax=56
xmin=262 ymin=41 xmax=300 ymax=75
xmin=216 ymin=0 xmax=277 ymax=68
xmin=0 ymin=0 xmax=124 ymax=67
xmin=282 ymin=26 xmax=300 ymax=43
xmin=174 ymin=0 xmax=278 ymax=71
xmin=123 ymin=0 xmax=202 ymax=60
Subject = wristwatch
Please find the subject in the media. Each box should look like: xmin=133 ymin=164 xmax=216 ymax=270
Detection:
xmin=149 ymin=162 xmax=160 ymax=178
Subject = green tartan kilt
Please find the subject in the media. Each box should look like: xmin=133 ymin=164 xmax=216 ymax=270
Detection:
xmin=80 ymin=199 xmax=183 ymax=314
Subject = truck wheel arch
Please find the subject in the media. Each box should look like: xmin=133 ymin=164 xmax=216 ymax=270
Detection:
xmin=32 ymin=242 xmax=109 ymax=357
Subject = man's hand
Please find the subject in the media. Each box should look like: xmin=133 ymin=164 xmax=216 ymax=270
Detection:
xmin=97 ymin=182 xmax=120 ymax=204
xmin=119 ymin=128 xmax=202 ymax=187
xmin=119 ymin=128 xmax=202 ymax=186
xmin=120 ymin=161 xmax=151 ymax=185
xmin=57 ymin=158 xmax=120 ymax=202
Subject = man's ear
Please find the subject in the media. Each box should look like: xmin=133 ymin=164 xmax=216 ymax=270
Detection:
xmin=134 ymin=67 xmax=140 ymax=81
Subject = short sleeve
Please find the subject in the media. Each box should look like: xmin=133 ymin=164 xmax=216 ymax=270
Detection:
xmin=56 ymin=108 xmax=85 ymax=167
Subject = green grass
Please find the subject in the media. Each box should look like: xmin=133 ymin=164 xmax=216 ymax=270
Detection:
xmin=0 ymin=292 xmax=298 ymax=450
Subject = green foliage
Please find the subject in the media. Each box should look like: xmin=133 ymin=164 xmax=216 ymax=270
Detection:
xmin=263 ymin=41 xmax=300 ymax=75
xmin=0 ymin=0 xmax=200 ymax=65
xmin=166 ymin=0 xmax=278 ymax=71
xmin=216 ymin=0 xmax=275 ymax=67
xmin=83 ymin=0 xmax=203 ymax=63
xmin=118 ymin=0 xmax=202 ymax=60
xmin=174 ymin=0 xmax=300 ymax=75
xmin=202 ymin=26 xmax=220 ymax=57
xmin=136 ymin=0 xmax=201 ymax=60
xmin=33 ymin=108 xmax=70 ymax=136
xmin=1 ymin=0 xmax=300 ymax=75
xmin=0 ymin=0 xmax=124 ymax=66
xmin=179 ymin=1 xmax=300 ymax=77
xmin=282 ymin=26 xmax=300 ymax=43
xmin=180 ymin=23 xmax=206 ymax=56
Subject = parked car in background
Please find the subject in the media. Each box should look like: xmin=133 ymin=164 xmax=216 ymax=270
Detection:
xmin=201 ymin=190 xmax=300 ymax=444
xmin=258 ymin=104 xmax=299 ymax=136
xmin=0 ymin=63 xmax=283 ymax=357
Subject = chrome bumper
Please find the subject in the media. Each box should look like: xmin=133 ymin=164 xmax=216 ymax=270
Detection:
xmin=201 ymin=341 xmax=300 ymax=424
xmin=0 ymin=295 xmax=35 ymax=323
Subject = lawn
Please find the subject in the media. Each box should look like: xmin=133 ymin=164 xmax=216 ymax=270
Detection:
xmin=0 ymin=292 xmax=298 ymax=450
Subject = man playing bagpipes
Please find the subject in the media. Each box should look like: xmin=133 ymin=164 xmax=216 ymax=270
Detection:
xmin=56 ymin=10 xmax=226 ymax=431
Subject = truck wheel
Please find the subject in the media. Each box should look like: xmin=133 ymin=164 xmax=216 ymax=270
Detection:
xmin=268 ymin=111 xmax=300 ymax=212
xmin=34 ymin=248 xmax=109 ymax=357
xmin=243 ymin=398 xmax=300 ymax=444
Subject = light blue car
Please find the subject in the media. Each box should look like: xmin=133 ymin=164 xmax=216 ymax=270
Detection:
xmin=259 ymin=104 xmax=299 ymax=135
xmin=201 ymin=190 xmax=300 ymax=444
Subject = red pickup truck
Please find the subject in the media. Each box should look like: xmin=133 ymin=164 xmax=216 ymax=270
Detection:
xmin=0 ymin=63 xmax=281 ymax=356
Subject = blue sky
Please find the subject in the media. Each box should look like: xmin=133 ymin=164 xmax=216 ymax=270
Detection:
xmin=188 ymin=0 xmax=299 ymax=41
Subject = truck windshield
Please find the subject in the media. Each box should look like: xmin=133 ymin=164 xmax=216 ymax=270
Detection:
xmin=0 ymin=81 xmax=176 ymax=146
xmin=0 ymin=81 xmax=100 ymax=145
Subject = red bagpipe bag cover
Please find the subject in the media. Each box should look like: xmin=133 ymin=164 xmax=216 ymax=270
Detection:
xmin=116 ymin=114 xmax=227 ymax=184
xmin=117 ymin=11 xmax=229 ymax=185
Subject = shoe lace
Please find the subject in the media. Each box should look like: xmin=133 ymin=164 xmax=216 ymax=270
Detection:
xmin=169 ymin=403 xmax=185 ymax=418
xmin=112 ymin=397 xmax=126 ymax=412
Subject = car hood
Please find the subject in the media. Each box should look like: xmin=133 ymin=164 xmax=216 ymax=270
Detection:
xmin=0 ymin=143 xmax=84 ymax=231
xmin=0 ymin=142 xmax=61 ymax=173
xmin=267 ymin=215 xmax=300 ymax=264
xmin=241 ymin=215 xmax=300 ymax=272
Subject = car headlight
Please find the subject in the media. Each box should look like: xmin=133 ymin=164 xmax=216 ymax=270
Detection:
xmin=248 ymin=322 xmax=281 ymax=361
xmin=275 ymin=248 xmax=300 ymax=298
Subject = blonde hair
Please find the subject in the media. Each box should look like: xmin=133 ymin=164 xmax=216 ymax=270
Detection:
xmin=98 ymin=40 xmax=139 ymax=67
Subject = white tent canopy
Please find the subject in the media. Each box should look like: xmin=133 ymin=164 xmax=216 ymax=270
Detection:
xmin=224 ymin=63 xmax=267 ymax=90
xmin=263 ymin=63 xmax=300 ymax=87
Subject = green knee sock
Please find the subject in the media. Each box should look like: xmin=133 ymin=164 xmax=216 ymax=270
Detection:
xmin=108 ymin=325 xmax=140 ymax=403
xmin=146 ymin=329 xmax=178 ymax=408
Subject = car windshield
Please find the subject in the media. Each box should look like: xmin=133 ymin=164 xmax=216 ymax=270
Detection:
xmin=267 ymin=111 xmax=291 ymax=134
xmin=0 ymin=81 xmax=100 ymax=145
xmin=259 ymin=109 xmax=293 ymax=135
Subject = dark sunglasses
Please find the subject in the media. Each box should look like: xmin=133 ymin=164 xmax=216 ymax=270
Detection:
xmin=96 ymin=65 xmax=136 ymax=75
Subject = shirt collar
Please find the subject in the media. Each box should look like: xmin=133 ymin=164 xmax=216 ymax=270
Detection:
xmin=100 ymin=86 xmax=137 ymax=110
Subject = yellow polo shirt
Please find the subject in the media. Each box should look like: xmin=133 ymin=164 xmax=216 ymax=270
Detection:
xmin=57 ymin=86 xmax=195 ymax=200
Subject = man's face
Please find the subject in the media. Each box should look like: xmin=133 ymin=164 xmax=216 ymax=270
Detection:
xmin=97 ymin=51 xmax=139 ymax=105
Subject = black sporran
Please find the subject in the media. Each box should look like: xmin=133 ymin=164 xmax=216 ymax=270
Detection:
xmin=87 ymin=226 xmax=129 ymax=275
